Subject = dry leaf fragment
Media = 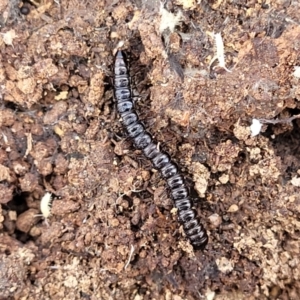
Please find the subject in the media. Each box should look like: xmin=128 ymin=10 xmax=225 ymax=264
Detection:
xmin=216 ymin=257 xmax=234 ymax=273
xmin=227 ymin=204 xmax=239 ymax=212
xmin=250 ymin=119 xmax=262 ymax=137
xmin=291 ymin=176 xmax=300 ymax=187
xmin=293 ymin=66 xmax=300 ymax=78
xmin=2 ymin=29 xmax=17 ymax=46
xmin=55 ymin=91 xmax=68 ymax=101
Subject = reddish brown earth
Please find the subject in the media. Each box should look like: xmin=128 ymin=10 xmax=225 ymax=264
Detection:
xmin=1 ymin=0 xmax=300 ymax=299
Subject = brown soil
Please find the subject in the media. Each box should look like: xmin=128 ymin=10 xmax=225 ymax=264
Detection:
xmin=1 ymin=0 xmax=300 ymax=299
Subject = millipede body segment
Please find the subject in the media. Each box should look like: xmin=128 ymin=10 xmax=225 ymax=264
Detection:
xmin=113 ymin=50 xmax=208 ymax=250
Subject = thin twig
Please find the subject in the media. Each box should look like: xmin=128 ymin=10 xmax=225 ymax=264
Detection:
xmin=259 ymin=114 xmax=300 ymax=125
xmin=124 ymin=245 xmax=135 ymax=270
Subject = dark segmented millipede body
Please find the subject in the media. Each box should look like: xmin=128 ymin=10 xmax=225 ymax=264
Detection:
xmin=113 ymin=50 xmax=208 ymax=250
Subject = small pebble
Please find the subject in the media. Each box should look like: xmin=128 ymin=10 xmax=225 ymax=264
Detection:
xmin=20 ymin=6 xmax=30 ymax=15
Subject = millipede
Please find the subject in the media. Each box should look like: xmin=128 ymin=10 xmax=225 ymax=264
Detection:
xmin=113 ymin=50 xmax=208 ymax=250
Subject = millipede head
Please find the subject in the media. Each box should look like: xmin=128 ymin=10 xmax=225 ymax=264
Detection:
xmin=114 ymin=50 xmax=128 ymax=75
xmin=115 ymin=50 xmax=127 ymax=61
